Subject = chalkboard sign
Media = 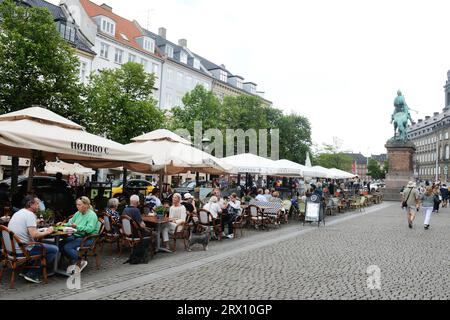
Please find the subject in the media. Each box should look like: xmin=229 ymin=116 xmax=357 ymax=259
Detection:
xmin=304 ymin=194 xmax=325 ymax=227
xmin=305 ymin=202 xmax=320 ymax=222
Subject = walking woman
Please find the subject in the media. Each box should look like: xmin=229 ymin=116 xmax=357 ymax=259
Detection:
xmin=420 ymin=186 xmax=435 ymax=230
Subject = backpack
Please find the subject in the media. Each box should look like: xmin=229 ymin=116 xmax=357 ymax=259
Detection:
xmin=124 ymin=238 xmax=151 ymax=265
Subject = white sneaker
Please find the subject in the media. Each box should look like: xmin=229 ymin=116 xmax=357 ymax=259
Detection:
xmin=79 ymin=260 xmax=88 ymax=272
xmin=227 ymin=234 xmax=234 ymax=239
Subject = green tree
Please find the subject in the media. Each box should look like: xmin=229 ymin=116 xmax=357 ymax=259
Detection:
xmin=277 ymin=113 xmax=312 ymax=164
xmin=0 ymin=0 xmax=82 ymax=118
xmin=221 ymin=95 xmax=270 ymax=131
xmin=83 ymin=62 xmax=164 ymax=144
xmin=0 ymin=0 xmax=83 ymax=192
xmin=315 ymin=144 xmax=353 ymax=171
xmin=170 ymin=85 xmax=223 ymax=134
xmin=367 ymin=158 xmax=383 ymax=180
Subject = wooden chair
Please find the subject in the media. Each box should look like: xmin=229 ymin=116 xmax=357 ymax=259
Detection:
xmin=298 ymin=201 xmax=306 ymax=221
xmin=168 ymin=222 xmax=189 ymax=252
xmin=100 ymin=213 xmax=122 ymax=255
xmin=232 ymin=215 xmax=245 ymax=239
xmin=120 ymin=215 xmax=155 ymax=259
xmin=0 ymin=225 xmax=48 ymax=289
xmin=198 ymin=209 xmax=222 ymax=241
xmin=76 ymin=219 xmax=104 ymax=269
xmin=248 ymin=205 xmax=269 ymax=229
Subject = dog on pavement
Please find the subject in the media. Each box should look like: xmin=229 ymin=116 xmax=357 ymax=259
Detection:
xmin=186 ymin=216 xmax=209 ymax=252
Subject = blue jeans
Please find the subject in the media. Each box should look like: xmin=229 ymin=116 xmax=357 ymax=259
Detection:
xmin=63 ymin=237 xmax=93 ymax=264
xmin=24 ymin=243 xmax=59 ymax=277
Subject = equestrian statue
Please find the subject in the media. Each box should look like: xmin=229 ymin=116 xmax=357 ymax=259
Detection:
xmin=391 ymin=90 xmax=413 ymax=141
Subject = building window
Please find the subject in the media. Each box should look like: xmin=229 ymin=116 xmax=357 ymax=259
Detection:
xmin=236 ymin=79 xmax=243 ymax=89
xmin=446 ymin=132 xmax=449 ymax=140
xmin=177 ymin=72 xmax=183 ymax=84
xmin=166 ymin=45 xmax=174 ymax=58
xmin=180 ymin=51 xmax=188 ymax=64
xmin=80 ymin=62 xmax=87 ymax=82
xmin=440 ymin=133 xmax=443 ymax=141
xmin=114 ymin=49 xmax=123 ymax=64
xmin=167 ymin=68 xmax=173 ymax=82
xmin=166 ymin=94 xmax=173 ymax=108
xmin=143 ymin=38 xmax=155 ymax=53
xmin=101 ymin=19 xmax=115 ymax=36
xmin=100 ymin=42 xmax=109 ymax=59
xmin=141 ymin=58 xmax=148 ymax=71
xmin=220 ymin=70 xmax=227 ymax=82
xmin=193 ymin=58 xmax=200 ymax=69
xmin=58 ymin=22 xmax=75 ymax=43
xmin=128 ymin=54 xmax=136 ymax=63
xmin=152 ymin=63 xmax=159 ymax=75
xmin=185 ymin=75 xmax=192 ymax=88
xmin=446 ymin=145 xmax=450 ymax=159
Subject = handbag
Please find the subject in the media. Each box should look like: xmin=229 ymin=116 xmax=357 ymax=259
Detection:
xmin=402 ymin=188 xmax=413 ymax=209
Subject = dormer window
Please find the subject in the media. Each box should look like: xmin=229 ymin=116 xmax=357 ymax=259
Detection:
xmin=58 ymin=22 xmax=76 ymax=43
xmin=219 ymin=70 xmax=227 ymax=82
xmin=193 ymin=58 xmax=200 ymax=69
xmin=143 ymin=37 xmax=155 ymax=53
xmin=166 ymin=45 xmax=174 ymax=58
xmin=236 ymin=79 xmax=243 ymax=89
xmin=180 ymin=51 xmax=188 ymax=64
xmin=100 ymin=17 xmax=115 ymax=36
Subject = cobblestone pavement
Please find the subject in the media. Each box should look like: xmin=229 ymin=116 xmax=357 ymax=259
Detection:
xmin=2 ymin=201 xmax=450 ymax=300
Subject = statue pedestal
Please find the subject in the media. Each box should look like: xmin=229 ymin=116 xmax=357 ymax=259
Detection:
xmin=383 ymin=140 xmax=416 ymax=201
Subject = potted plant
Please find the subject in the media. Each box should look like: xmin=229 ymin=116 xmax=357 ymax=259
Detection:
xmin=154 ymin=206 xmax=165 ymax=219
xmin=37 ymin=208 xmax=55 ymax=226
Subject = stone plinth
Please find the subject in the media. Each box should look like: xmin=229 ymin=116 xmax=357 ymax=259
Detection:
xmin=383 ymin=139 xmax=416 ymax=201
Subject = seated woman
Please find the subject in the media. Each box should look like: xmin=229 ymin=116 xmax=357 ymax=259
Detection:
xmin=62 ymin=196 xmax=100 ymax=272
xmin=160 ymin=193 xmax=186 ymax=251
xmin=106 ymin=198 xmax=121 ymax=234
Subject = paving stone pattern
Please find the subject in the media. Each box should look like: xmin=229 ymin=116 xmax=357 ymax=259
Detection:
xmin=2 ymin=202 xmax=450 ymax=300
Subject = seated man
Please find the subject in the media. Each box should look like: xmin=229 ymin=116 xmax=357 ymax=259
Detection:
xmin=145 ymin=188 xmax=162 ymax=212
xmin=255 ymin=189 xmax=268 ymax=202
xmin=181 ymin=193 xmax=197 ymax=215
xmin=8 ymin=195 xmax=58 ymax=283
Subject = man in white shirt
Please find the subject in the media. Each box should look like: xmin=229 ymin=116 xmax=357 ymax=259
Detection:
xmin=203 ymin=196 xmax=222 ymax=219
xmin=255 ymin=189 xmax=268 ymax=202
xmin=7 ymin=195 xmax=58 ymax=283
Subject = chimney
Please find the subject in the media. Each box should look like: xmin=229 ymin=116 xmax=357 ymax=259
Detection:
xmin=418 ymin=119 xmax=423 ymax=123
xmin=220 ymin=64 xmax=226 ymax=69
xmin=434 ymin=112 xmax=439 ymax=116
xmin=178 ymin=39 xmax=187 ymax=47
xmin=158 ymin=27 xmax=166 ymax=39
xmin=101 ymin=3 xmax=112 ymax=11
xmin=443 ymin=107 xmax=449 ymax=112
xmin=425 ymin=116 xmax=431 ymax=120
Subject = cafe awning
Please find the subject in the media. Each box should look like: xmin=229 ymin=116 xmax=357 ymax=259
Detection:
xmin=0 ymin=107 xmax=154 ymax=172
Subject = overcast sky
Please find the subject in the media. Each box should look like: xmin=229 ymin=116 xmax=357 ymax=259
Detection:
xmin=49 ymin=0 xmax=450 ymax=156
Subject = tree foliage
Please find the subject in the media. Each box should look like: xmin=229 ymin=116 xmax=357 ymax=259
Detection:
xmin=367 ymin=158 xmax=384 ymax=180
xmin=170 ymin=85 xmax=223 ymax=134
xmin=83 ymin=62 xmax=164 ymax=144
xmin=0 ymin=0 xmax=82 ymax=120
xmin=278 ymin=114 xmax=312 ymax=164
xmin=314 ymin=144 xmax=353 ymax=171
xmin=169 ymin=86 xmax=312 ymax=160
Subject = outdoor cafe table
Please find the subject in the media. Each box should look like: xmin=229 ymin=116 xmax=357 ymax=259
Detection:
xmin=141 ymin=215 xmax=172 ymax=253
xmin=44 ymin=230 xmax=72 ymax=277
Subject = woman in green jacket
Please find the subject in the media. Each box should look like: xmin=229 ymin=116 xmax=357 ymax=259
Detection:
xmin=63 ymin=196 xmax=100 ymax=272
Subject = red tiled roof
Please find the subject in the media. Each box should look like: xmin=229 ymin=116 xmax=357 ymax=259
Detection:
xmin=79 ymin=0 xmax=161 ymax=59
